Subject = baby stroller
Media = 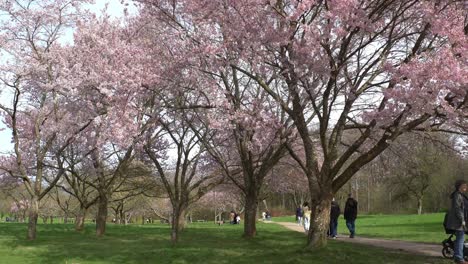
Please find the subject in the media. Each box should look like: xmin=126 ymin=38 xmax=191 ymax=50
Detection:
xmin=442 ymin=212 xmax=468 ymax=260
xmin=441 ymin=233 xmax=468 ymax=260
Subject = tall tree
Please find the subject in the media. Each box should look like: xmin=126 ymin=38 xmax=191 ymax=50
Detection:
xmin=0 ymin=0 xmax=95 ymax=240
xmin=138 ymin=5 xmax=295 ymax=237
xmin=137 ymin=0 xmax=467 ymax=248
xmin=142 ymin=99 xmax=224 ymax=242
xmin=55 ymin=13 xmax=159 ymax=236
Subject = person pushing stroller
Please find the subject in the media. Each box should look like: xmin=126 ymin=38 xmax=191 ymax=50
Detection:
xmin=445 ymin=180 xmax=468 ymax=264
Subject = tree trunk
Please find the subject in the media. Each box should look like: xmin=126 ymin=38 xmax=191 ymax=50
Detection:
xmin=178 ymin=209 xmax=186 ymax=230
xmin=27 ymin=197 xmax=39 ymax=240
xmin=417 ymin=197 xmax=423 ymax=215
xmin=124 ymin=213 xmax=131 ymax=225
xmin=171 ymin=206 xmax=186 ymax=243
xmin=117 ymin=209 xmax=125 ymax=225
xmin=306 ymin=194 xmax=332 ymax=249
xmin=96 ymin=194 xmax=108 ymax=237
xmin=282 ymin=193 xmax=286 ymax=209
xmin=243 ymin=193 xmax=258 ymax=238
xmin=367 ymin=173 xmax=371 ymax=214
xmin=75 ymin=207 xmax=87 ymax=232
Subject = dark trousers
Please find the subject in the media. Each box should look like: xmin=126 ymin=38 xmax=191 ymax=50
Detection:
xmin=346 ymin=219 xmax=355 ymax=236
xmin=328 ymin=219 xmax=338 ymax=237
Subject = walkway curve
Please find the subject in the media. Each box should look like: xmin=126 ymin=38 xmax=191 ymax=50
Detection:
xmin=274 ymin=221 xmax=442 ymax=258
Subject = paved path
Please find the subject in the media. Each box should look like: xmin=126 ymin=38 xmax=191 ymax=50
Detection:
xmin=274 ymin=222 xmax=443 ymax=258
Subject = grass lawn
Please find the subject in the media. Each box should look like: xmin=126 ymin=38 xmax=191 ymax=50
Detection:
xmin=0 ymin=221 xmax=448 ymax=264
xmin=274 ymin=213 xmax=447 ymax=243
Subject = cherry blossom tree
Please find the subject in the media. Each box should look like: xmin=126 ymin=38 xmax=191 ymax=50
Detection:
xmin=0 ymin=1 xmax=158 ymax=238
xmin=53 ymin=144 xmax=100 ymax=230
xmin=0 ymin=0 xmax=97 ymax=240
xmin=136 ymin=0 xmax=467 ymax=248
xmin=142 ymin=104 xmax=224 ymax=242
xmin=54 ymin=10 xmax=160 ymax=236
xmin=50 ymin=186 xmax=79 ymax=224
xmin=199 ymin=84 xmax=294 ymax=238
xmin=136 ymin=4 xmax=297 ymax=237
xmin=196 ymin=184 xmax=244 ymax=223
xmin=130 ymin=15 xmax=228 ymax=241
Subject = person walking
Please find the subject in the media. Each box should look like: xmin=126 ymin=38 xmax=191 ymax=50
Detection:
xmin=446 ymin=180 xmax=468 ymax=264
xmin=344 ymin=193 xmax=358 ymax=238
xmin=296 ymin=206 xmax=304 ymax=226
xmin=329 ymin=199 xmax=340 ymax=239
xmin=303 ymin=202 xmax=311 ymax=232
xmin=229 ymin=211 xmax=235 ymax=224
xmin=233 ymin=212 xmax=239 ymax=224
xmin=236 ymin=214 xmax=241 ymax=224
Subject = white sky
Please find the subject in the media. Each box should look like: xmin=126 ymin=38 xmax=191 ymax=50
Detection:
xmin=0 ymin=0 xmax=137 ymax=154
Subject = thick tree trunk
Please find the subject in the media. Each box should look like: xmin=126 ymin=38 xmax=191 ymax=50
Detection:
xmin=178 ymin=209 xmax=186 ymax=230
xmin=306 ymin=194 xmax=333 ymax=249
xmin=171 ymin=206 xmax=186 ymax=243
xmin=75 ymin=207 xmax=87 ymax=231
xmin=27 ymin=197 xmax=39 ymax=240
xmin=171 ymin=218 xmax=179 ymax=243
xmin=96 ymin=194 xmax=108 ymax=237
xmin=243 ymin=193 xmax=258 ymax=238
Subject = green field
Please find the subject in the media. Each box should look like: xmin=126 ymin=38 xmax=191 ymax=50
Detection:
xmin=274 ymin=213 xmax=447 ymax=243
xmin=0 ymin=221 xmax=447 ymax=264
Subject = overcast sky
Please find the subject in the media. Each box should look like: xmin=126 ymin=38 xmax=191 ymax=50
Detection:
xmin=0 ymin=1 xmax=137 ymax=154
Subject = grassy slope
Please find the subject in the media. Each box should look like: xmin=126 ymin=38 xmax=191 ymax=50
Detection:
xmin=0 ymin=221 xmax=447 ymax=264
xmin=274 ymin=213 xmax=447 ymax=243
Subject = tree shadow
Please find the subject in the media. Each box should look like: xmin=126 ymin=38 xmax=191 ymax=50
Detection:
xmin=0 ymin=222 xmax=447 ymax=264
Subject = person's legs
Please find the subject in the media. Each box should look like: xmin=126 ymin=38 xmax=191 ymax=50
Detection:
xmin=454 ymin=230 xmax=465 ymax=262
xmin=346 ymin=220 xmax=352 ymax=234
xmin=333 ymin=220 xmax=338 ymax=237
xmin=346 ymin=220 xmax=355 ymax=237
xmin=330 ymin=219 xmax=337 ymax=238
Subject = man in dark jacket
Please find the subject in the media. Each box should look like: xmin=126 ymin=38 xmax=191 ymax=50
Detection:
xmin=344 ymin=193 xmax=358 ymax=238
xmin=329 ymin=198 xmax=341 ymax=239
xmin=446 ymin=180 xmax=468 ymax=264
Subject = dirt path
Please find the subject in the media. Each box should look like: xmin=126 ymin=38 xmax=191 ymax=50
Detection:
xmin=274 ymin=221 xmax=443 ymax=258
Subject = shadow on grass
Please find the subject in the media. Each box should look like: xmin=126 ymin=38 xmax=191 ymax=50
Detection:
xmin=1 ymin=222 xmax=448 ymax=264
xmin=5 ymin=223 xmax=308 ymax=263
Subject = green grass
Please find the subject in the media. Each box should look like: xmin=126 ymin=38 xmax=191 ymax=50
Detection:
xmin=274 ymin=213 xmax=447 ymax=243
xmin=0 ymin=221 xmax=448 ymax=263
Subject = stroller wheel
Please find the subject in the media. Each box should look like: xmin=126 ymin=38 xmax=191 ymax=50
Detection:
xmin=442 ymin=246 xmax=454 ymax=259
